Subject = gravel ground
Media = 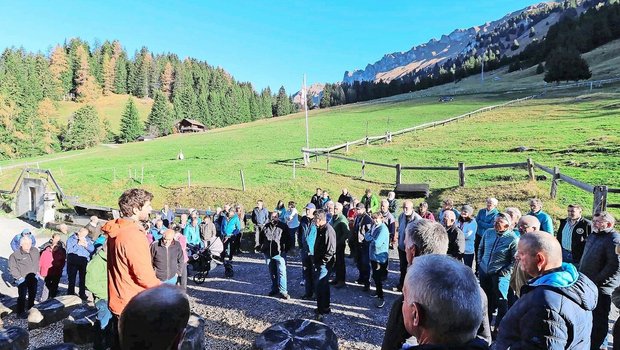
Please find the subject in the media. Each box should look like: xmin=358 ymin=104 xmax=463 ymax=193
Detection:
xmin=186 ymin=248 xmax=401 ymax=350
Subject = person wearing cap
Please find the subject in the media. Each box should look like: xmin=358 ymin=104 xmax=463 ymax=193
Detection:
xmin=458 ymin=205 xmax=478 ymax=269
xmin=299 ymin=203 xmax=317 ymax=298
xmin=10 ymin=229 xmax=37 ymax=252
xmin=477 ymin=212 xmax=519 ymax=332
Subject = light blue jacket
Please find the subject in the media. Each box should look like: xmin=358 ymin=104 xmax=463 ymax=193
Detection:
xmin=529 ymin=210 xmax=554 ymax=234
xmin=365 ymin=223 xmax=389 ymax=263
xmin=222 ymin=215 xmax=241 ymax=237
xmin=478 ymin=228 xmax=519 ymax=276
xmin=66 ymin=234 xmax=95 ymax=260
xmin=475 ymin=208 xmax=499 ymax=236
xmin=183 ymin=223 xmax=201 ymax=246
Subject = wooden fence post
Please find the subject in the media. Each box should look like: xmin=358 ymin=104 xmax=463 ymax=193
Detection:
xmin=240 ymin=169 xmax=246 ymax=192
xmin=396 ymin=164 xmax=402 ymax=185
xmin=345 ymin=142 xmax=349 ymax=153
xmin=458 ymin=162 xmax=466 ymax=187
xmin=593 ymin=185 xmax=608 ymax=215
xmin=293 ymin=161 xmax=296 ymax=179
xmin=326 ymin=153 xmax=330 ymax=172
xmin=550 ymin=167 xmax=560 ymax=199
xmin=365 ymin=137 xmax=369 ymax=145
xmin=527 ymin=158 xmax=535 ymax=182
xmin=361 ymin=160 xmax=366 ymax=179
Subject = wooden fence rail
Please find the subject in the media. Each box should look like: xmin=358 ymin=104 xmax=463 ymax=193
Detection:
xmin=301 ymin=149 xmax=618 ymax=214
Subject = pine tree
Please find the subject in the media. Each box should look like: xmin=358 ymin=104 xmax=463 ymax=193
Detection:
xmin=49 ymin=45 xmax=72 ymax=99
xmin=160 ymin=61 xmax=174 ymax=101
xmin=102 ymin=53 xmax=116 ymax=95
xmin=544 ymin=47 xmax=592 ymax=83
xmin=113 ymin=55 xmax=128 ymax=94
xmin=36 ymin=98 xmax=60 ymax=153
xmin=133 ymin=48 xmax=150 ymax=98
xmin=146 ymin=90 xmax=173 ymax=136
xmin=275 ymin=86 xmax=291 ymax=116
xmin=62 ymin=105 xmax=101 ymax=150
xmin=0 ymin=94 xmax=18 ymax=159
xmin=320 ymin=84 xmax=331 ymax=108
xmin=101 ymin=118 xmax=116 ymax=143
xmin=74 ymin=46 xmax=101 ymax=102
xmin=118 ymin=97 xmax=143 ymax=142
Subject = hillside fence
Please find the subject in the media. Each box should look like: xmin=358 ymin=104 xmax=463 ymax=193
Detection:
xmin=301 ymin=148 xmax=618 ymax=215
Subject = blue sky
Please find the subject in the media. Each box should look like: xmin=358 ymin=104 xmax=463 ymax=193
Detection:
xmin=0 ymin=1 xmax=540 ymax=93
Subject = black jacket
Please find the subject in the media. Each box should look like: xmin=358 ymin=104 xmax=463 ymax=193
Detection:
xmin=313 ymin=223 xmax=336 ymax=266
xmin=579 ymin=228 xmax=620 ymax=295
xmin=493 ymin=271 xmax=597 ymax=350
xmin=408 ymin=339 xmax=489 ymax=350
xmin=446 ymin=224 xmax=465 ymax=260
xmin=260 ymin=221 xmax=289 ymax=258
xmin=382 ymin=290 xmax=491 ymax=350
xmin=9 ymin=247 xmax=40 ymax=281
xmin=311 ymin=194 xmax=322 ymax=209
xmin=556 ymin=217 xmax=591 ymax=263
xmin=353 ymin=213 xmax=373 ymax=244
xmin=150 ymin=239 xmax=183 ymax=281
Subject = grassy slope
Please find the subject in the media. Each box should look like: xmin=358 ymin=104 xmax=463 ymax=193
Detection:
xmin=53 ymin=94 xmax=153 ymax=133
xmin=0 ymin=96 xmax=498 ymax=207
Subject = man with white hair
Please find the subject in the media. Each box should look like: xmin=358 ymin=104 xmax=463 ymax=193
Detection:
xmin=443 ymin=210 xmax=464 ymax=262
xmin=85 ymin=215 xmax=101 ymax=240
xmin=579 ymin=211 xmax=620 ymax=349
xmin=395 ymin=200 xmax=421 ymax=291
xmin=9 ymin=236 xmax=40 ymax=314
xmin=477 ymin=213 xmax=519 ymax=332
xmin=379 ymin=199 xmax=396 ymax=250
xmin=527 ymin=198 xmax=553 ymax=234
xmin=402 ymin=255 xmax=488 ymax=349
xmin=494 ymin=231 xmax=597 ymax=349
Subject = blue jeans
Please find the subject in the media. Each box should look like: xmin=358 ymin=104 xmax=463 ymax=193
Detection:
xmin=163 ymin=276 xmax=178 ymax=285
xmin=301 ymin=250 xmax=315 ymax=296
xmin=265 ymin=254 xmax=288 ymax=294
xmin=314 ymin=264 xmax=330 ymax=313
xmin=480 ymin=271 xmax=511 ymax=328
xmin=95 ymin=299 xmax=112 ymax=329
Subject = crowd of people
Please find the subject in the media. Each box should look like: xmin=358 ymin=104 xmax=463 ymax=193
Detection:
xmin=5 ymin=186 xmax=620 ymax=349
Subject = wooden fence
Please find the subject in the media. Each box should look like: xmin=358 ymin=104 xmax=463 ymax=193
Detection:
xmin=302 ymin=95 xmax=537 ymax=165
xmin=302 ymin=149 xmax=618 ymax=215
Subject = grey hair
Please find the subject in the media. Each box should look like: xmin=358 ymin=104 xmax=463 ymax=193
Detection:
xmin=315 ymin=209 xmax=327 ymax=222
xmin=381 ymin=199 xmax=389 ymax=206
xmin=529 ymin=198 xmax=543 ymax=207
xmin=334 ymin=202 xmax=343 ymax=211
xmin=594 ymin=211 xmax=616 ymax=226
xmin=326 ymin=201 xmax=335 ymax=207
xmin=505 ymin=207 xmax=522 ymax=227
xmin=487 ymin=197 xmax=498 ymax=206
xmin=404 ymin=254 xmax=482 ymax=344
xmin=404 ymin=219 xmax=448 ymax=255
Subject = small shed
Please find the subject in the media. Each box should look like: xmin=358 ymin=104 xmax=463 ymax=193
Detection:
xmin=176 ymin=119 xmax=207 ymax=133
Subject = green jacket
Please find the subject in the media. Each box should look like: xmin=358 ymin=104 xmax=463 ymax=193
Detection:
xmin=85 ymin=248 xmax=108 ymax=301
xmin=361 ymin=194 xmax=380 ymax=213
xmin=331 ymin=213 xmax=350 ymax=246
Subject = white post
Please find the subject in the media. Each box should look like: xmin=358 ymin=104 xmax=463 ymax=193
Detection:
xmin=293 ymin=161 xmax=296 ymax=179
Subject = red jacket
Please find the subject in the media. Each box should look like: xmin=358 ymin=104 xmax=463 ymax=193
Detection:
xmin=102 ymin=218 xmax=160 ymax=316
xmin=39 ymin=243 xmax=66 ymax=277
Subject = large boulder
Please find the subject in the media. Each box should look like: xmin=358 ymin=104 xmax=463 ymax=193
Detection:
xmin=253 ymin=319 xmax=338 ymax=350
xmin=63 ymin=305 xmax=98 ymax=344
xmin=28 ymin=295 xmax=83 ymax=330
xmin=179 ymin=314 xmax=205 ymax=350
xmin=33 ymin=344 xmax=78 ymax=350
xmin=0 ymin=326 xmax=28 ymax=350
xmin=0 ymin=296 xmax=17 ymax=318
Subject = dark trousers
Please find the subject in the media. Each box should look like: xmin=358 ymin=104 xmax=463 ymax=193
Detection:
xmin=314 ymin=264 xmax=330 ymax=313
xmin=232 ymin=234 xmax=241 ymax=254
xmin=302 ymin=252 xmax=315 ymax=296
xmin=591 ymin=290 xmax=611 ymax=350
xmin=222 ymin=237 xmax=234 ymax=261
xmin=110 ymin=314 xmax=121 ymax=350
xmin=463 ymin=254 xmax=474 ymax=269
xmin=355 ymin=241 xmax=370 ymax=284
xmin=474 ymin=234 xmax=482 ymax=273
xmin=42 ymin=274 xmax=61 ymax=301
xmin=613 ymin=315 xmax=620 ymax=350
xmin=177 ymin=261 xmax=187 ymax=290
xmin=398 ymin=248 xmax=407 ymax=289
xmin=17 ymin=273 xmax=37 ymax=313
xmin=480 ymin=271 xmax=509 ymax=328
xmin=371 ymin=261 xmax=388 ymax=298
xmin=67 ymin=254 xmax=88 ymax=298
xmin=334 ymin=243 xmax=346 ymax=282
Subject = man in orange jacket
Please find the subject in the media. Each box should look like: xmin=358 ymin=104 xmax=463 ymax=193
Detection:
xmin=101 ymin=188 xmax=161 ymax=349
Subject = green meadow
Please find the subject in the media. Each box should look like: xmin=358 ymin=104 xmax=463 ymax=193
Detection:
xmin=1 ymin=88 xmax=618 ymax=222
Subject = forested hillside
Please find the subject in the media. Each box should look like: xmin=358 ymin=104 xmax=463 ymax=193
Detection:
xmin=0 ymin=38 xmax=296 ymax=159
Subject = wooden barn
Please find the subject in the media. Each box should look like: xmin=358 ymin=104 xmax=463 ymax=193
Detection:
xmin=176 ymin=118 xmax=207 ymax=133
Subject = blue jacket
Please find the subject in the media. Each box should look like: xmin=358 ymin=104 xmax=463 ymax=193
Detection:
xmin=366 ymin=223 xmax=389 ymax=263
xmin=528 ymin=210 xmax=553 ymax=234
xmin=66 ymin=234 xmax=95 ymax=260
xmin=438 ymin=208 xmax=460 ymax=223
xmin=222 ymin=215 xmax=241 ymax=237
xmin=494 ymin=263 xmax=597 ymax=350
xmin=299 ymin=216 xmax=317 ymax=255
xmin=10 ymin=233 xmax=36 ymax=252
xmin=183 ymin=223 xmax=202 ymax=246
xmin=477 ymin=228 xmax=519 ymax=276
xmin=150 ymin=227 xmax=164 ymax=242
xmin=475 ymin=208 xmax=499 ymax=236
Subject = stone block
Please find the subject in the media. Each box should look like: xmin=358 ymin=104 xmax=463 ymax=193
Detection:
xmin=0 ymin=326 xmax=28 ymax=350
xmin=28 ymin=295 xmax=83 ymax=330
xmin=253 ymin=318 xmax=338 ymax=350
xmin=63 ymin=305 xmax=98 ymax=344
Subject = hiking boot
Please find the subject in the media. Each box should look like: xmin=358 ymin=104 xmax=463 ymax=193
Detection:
xmin=268 ymin=290 xmax=279 ymax=296
xmin=300 ymin=280 xmax=305 ymax=286
xmin=279 ymin=293 xmax=291 ymax=300
xmin=375 ymin=298 xmax=385 ymax=308
xmin=370 ymin=291 xmax=379 ymax=298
